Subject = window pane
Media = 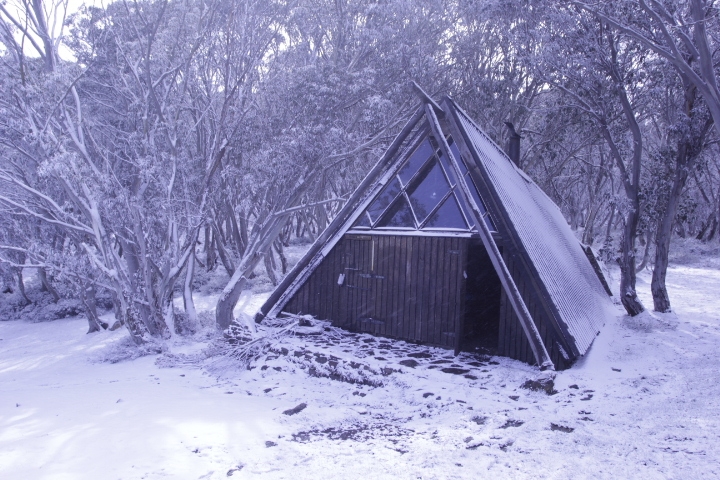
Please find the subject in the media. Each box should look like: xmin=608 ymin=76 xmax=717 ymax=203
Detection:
xmin=485 ymin=214 xmax=497 ymax=232
xmin=448 ymin=136 xmax=468 ymax=175
xmin=376 ymin=195 xmax=416 ymax=228
xmin=424 ymin=193 xmax=468 ymax=229
xmin=407 ymin=157 xmax=450 ymax=223
xmin=366 ymin=177 xmax=401 ymax=223
xmin=352 ymin=212 xmax=371 ymax=228
xmin=398 ymin=138 xmax=434 ymax=186
xmin=465 ymin=172 xmax=488 ymax=216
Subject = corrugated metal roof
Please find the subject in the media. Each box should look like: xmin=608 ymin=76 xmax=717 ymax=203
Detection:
xmin=454 ymin=106 xmax=613 ymax=355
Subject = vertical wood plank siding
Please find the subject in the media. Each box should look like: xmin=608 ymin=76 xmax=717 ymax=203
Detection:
xmin=497 ymin=249 xmax=569 ymax=369
xmin=284 ymin=232 xmax=564 ymax=367
xmin=284 ymin=234 xmax=467 ymax=349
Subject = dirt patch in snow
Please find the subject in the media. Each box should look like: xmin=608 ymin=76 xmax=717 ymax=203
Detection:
xmin=292 ymin=422 xmax=413 ymax=443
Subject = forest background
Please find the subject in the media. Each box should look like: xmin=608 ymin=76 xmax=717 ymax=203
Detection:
xmin=1 ymin=0 xmax=719 ymax=347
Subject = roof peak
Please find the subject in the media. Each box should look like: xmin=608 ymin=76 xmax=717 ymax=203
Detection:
xmin=411 ymin=81 xmax=444 ymax=119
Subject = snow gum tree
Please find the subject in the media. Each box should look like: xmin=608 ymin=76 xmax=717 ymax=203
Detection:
xmin=0 ymin=0 xmax=281 ymax=344
xmin=645 ymin=71 xmax=713 ymax=312
xmin=577 ymin=0 xmax=719 ymax=312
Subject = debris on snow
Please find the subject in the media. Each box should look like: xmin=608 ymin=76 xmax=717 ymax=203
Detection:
xmin=499 ymin=419 xmax=524 ymax=429
xmin=282 ymin=403 xmax=307 ymax=416
xmin=520 ymin=373 xmax=557 ymax=395
xmin=550 ymin=423 xmax=575 ymax=433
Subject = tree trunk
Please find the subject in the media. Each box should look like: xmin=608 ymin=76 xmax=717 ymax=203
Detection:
xmin=676 ymin=222 xmax=687 ymax=238
xmin=156 ymin=273 xmax=185 ymax=338
xmin=38 ymin=268 xmax=60 ymax=303
xmin=295 ymin=214 xmax=303 ymax=239
xmin=650 ymin=158 xmax=688 ymax=312
xmin=216 ymin=255 xmax=264 ymax=330
xmin=264 ymin=252 xmax=278 ymax=286
xmin=108 ymin=292 xmax=125 ymax=331
xmin=239 ymin=213 xmax=249 ymax=252
xmin=582 ymin=204 xmax=599 ymax=245
xmin=80 ymin=282 xmax=107 ymax=333
xmin=274 ymin=240 xmax=288 ymax=274
xmin=16 ymin=269 xmax=30 ymax=305
xmin=707 ymin=214 xmax=719 ymax=241
xmin=652 ymin=145 xmax=694 ymax=312
xmin=116 ymin=291 xmax=153 ymax=345
xmin=301 ymin=210 xmax=316 ymax=241
xmin=183 ymin=252 xmax=198 ymax=325
xmin=315 ymin=203 xmax=328 ymax=233
xmin=213 ymin=224 xmax=235 ymax=275
xmin=652 ymin=78 xmax=712 ymax=311
xmin=124 ymin=240 xmax=171 ymax=340
xmin=696 ymin=211 xmax=714 ymax=240
xmin=165 ymin=287 xmax=188 ymax=336
xmin=226 ymin=202 xmax=246 ymax=256
xmin=145 ymin=277 xmax=177 ymax=339
xmin=618 ymin=207 xmax=645 ymax=316
xmin=216 ymin=215 xmax=295 ymax=329
xmin=600 ymin=32 xmax=646 ymax=317
xmin=205 ymin=227 xmax=216 ymax=271
xmin=635 ymin=229 xmax=653 ymax=274
xmin=607 ymin=200 xmax=617 ymax=232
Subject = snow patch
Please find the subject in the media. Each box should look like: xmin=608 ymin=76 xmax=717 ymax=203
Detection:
xmin=2 ymin=264 xmax=720 ymax=478
xmin=622 ymin=310 xmax=679 ymax=333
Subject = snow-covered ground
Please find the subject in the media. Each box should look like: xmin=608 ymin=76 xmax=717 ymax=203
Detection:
xmin=1 ymin=264 xmax=720 ymax=479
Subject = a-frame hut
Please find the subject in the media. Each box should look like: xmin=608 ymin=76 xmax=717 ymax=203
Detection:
xmin=257 ymin=93 xmax=614 ymax=370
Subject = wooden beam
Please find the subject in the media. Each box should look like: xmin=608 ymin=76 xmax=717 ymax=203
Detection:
xmin=444 ymin=97 xmax=579 ymax=360
xmin=412 ymin=81 xmax=444 ymax=119
xmin=426 ymin=104 xmax=554 ymax=370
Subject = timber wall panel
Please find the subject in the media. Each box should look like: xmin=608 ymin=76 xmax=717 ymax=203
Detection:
xmin=428 ymin=236 xmax=437 ymax=343
xmin=408 ymin=234 xmax=420 ymax=341
xmin=497 ymin=248 xmax=570 ymax=367
xmin=417 ymin=237 xmax=428 ymax=342
xmin=282 ymin=234 xmax=467 ymax=350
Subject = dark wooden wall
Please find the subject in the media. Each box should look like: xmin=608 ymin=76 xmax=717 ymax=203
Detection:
xmin=284 ymin=233 xmax=567 ymax=368
xmin=284 ymin=234 xmax=467 ymax=349
xmin=498 ymin=250 xmax=570 ymax=369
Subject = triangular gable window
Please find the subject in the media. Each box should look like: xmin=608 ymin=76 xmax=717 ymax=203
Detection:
xmin=350 ymin=130 xmax=496 ymax=233
xmin=398 ymin=138 xmax=434 ymax=186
